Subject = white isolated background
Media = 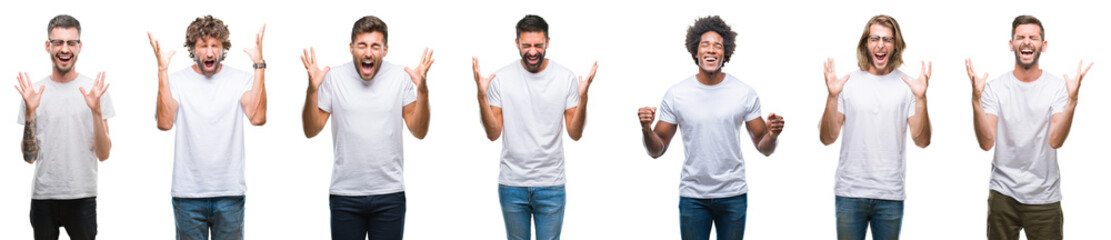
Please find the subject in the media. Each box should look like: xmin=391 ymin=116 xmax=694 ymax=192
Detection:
xmin=0 ymin=0 xmax=1107 ymax=239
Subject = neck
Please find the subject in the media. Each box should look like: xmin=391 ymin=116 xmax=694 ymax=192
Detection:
xmin=50 ymin=69 xmax=78 ymax=83
xmin=696 ymin=68 xmax=726 ymax=85
xmin=1012 ymin=63 xmax=1042 ymax=82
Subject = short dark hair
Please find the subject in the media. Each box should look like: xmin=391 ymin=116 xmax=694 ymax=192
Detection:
xmin=47 ymin=14 xmax=81 ymax=37
xmin=685 ymin=15 xmax=737 ymax=65
xmin=184 ymin=15 xmax=232 ymax=59
xmin=516 ymin=15 xmax=548 ymax=39
xmin=1012 ymin=15 xmax=1044 ymax=40
xmin=351 ymin=15 xmax=388 ymax=44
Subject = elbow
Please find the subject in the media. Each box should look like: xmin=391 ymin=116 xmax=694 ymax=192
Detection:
xmin=250 ymin=117 xmax=267 ymax=126
xmin=1049 ymin=141 xmax=1063 ymax=149
xmin=915 ymin=139 xmax=931 ymax=148
xmin=569 ymin=134 xmax=582 ymax=141
xmin=486 ymin=135 xmax=499 ymax=142
xmin=978 ymin=143 xmax=993 ymax=151
xmin=760 ymin=150 xmax=774 ymax=157
xmin=303 ymin=129 xmax=319 ymax=139
xmin=97 ymin=153 xmax=110 ymax=162
xmin=819 ymin=136 xmax=835 ymax=146
xmin=157 ymin=122 xmax=173 ymax=131
xmin=413 ymin=132 xmax=427 ymax=140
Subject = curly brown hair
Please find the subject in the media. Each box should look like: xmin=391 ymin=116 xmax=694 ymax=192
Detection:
xmin=685 ymin=16 xmax=736 ymax=65
xmin=184 ymin=15 xmax=231 ymax=60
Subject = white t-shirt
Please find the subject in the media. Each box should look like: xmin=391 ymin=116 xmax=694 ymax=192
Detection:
xmin=17 ymin=74 xmax=115 ymax=200
xmin=168 ymin=67 xmax=254 ymax=198
xmin=981 ymin=71 xmax=1067 ymax=205
xmin=658 ymin=74 xmax=762 ymax=199
xmin=487 ymin=60 xmax=579 ymax=187
xmin=318 ymin=62 xmax=416 ymax=196
xmin=835 ymin=69 xmax=917 ymax=201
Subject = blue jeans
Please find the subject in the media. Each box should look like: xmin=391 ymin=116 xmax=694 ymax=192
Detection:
xmin=498 ymin=184 xmax=565 ymax=240
xmin=329 ymin=192 xmax=406 ymax=240
xmin=172 ymin=196 xmax=245 ymax=240
xmin=835 ymin=196 xmax=904 ymax=240
xmin=30 ymin=197 xmax=97 ymax=240
xmin=679 ymin=194 xmax=747 ymax=240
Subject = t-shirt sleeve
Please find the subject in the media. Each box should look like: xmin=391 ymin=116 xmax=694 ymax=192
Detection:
xmin=1049 ymin=80 xmax=1068 ymax=114
xmin=565 ymin=74 xmax=580 ymax=110
xmin=16 ymin=99 xmax=27 ymax=125
xmin=981 ymin=83 xmax=999 ymax=115
xmin=836 ymin=92 xmax=846 ymax=114
xmin=100 ymin=91 xmax=116 ymax=119
xmin=487 ymin=76 xmax=502 ymax=108
xmin=243 ymin=71 xmax=256 ymax=94
xmin=658 ymin=92 xmax=678 ymax=124
xmin=317 ymin=72 xmax=334 ymax=113
xmin=402 ymin=75 xmax=417 ymax=106
xmin=745 ymin=91 xmax=762 ymax=121
xmin=905 ymin=73 xmax=918 ymax=118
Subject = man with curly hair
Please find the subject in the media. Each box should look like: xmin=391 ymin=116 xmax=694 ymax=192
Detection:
xmin=966 ymin=15 xmax=1091 ymax=240
xmin=16 ymin=14 xmax=115 ymax=240
xmin=146 ymin=15 xmax=267 ymax=240
xmin=636 ymin=15 xmax=784 ymax=240
xmin=818 ymin=15 xmax=932 ymax=240
xmin=471 ymin=14 xmax=597 ymax=240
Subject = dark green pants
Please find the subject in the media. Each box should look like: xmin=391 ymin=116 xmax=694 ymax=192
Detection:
xmin=987 ymin=190 xmax=1063 ymax=240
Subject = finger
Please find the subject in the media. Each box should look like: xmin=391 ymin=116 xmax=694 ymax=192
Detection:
xmin=168 ymin=50 xmax=176 ymax=59
xmin=488 ymin=73 xmax=496 ymax=81
xmin=311 ymin=47 xmax=317 ymax=64
xmin=14 ymin=85 xmax=23 ymax=94
xmin=101 ymin=83 xmax=110 ymax=95
xmin=79 ymin=87 xmax=87 ymax=96
xmin=589 ymin=61 xmax=599 ymax=79
xmin=981 ymin=73 xmax=989 ymax=82
xmin=37 ymin=85 xmax=45 ymax=95
xmin=841 ymin=74 xmax=850 ymax=83
xmin=1081 ymin=61 xmax=1093 ymax=77
xmin=901 ymin=76 xmax=913 ymax=86
xmin=322 ymin=66 xmax=331 ymax=74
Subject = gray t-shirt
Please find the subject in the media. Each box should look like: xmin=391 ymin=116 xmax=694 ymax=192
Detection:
xmin=835 ymin=69 xmax=916 ymax=201
xmin=487 ymin=60 xmax=579 ymax=187
xmin=658 ymin=74 xmax=762 ymax=199
xmin=169 ymin=67 xmax=254 ymax=198
xmin=318 ymin=62 xmax=416 ymax=196
xmin=982 ymin=71 xmax=1067 ymax=204
xmin=18 ymin=74 xmax=116 ymax=200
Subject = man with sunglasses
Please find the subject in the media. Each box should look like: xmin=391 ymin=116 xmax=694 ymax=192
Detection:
xmin=147 ymin=15 xmax=267 ymax=239
xmin=819 ymin=15 xmax=932 ymax=240
xmin=16 ymin=14 xmax=114 ymax=240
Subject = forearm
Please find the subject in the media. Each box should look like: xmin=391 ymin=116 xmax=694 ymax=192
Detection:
xmin=302 ymin=88 xmax=326 ymax=138
xmin=971 ymin=100 xmax=995 ymax=150
xmin=641 ymin=128 xmax=666 ymax=158
xmin=756 ymin=132 xmax=778 ymax=156
xmin=244 ymin=69 xmax=267 ymax=125
xmin=91 ymin=113 xmax=111 ymax=161
xmin=819 ymin=95 xmax=841 ymax=145
xmin=1048 ymin=101 xmax=1078 ymax=149
xmin=476 ymin=93 xmax=501 ymax=141
xmin=155 ymin=70 xmax=177 ymax=130
xmin=567 ymin=95 xmax=588 ymax=140
xmin=408 ymin=87 xmax=431 ymax=139
xmin=910 ymin=98 xmax=931 ymax=148
xmin=22 ymin=119 xmax=39 ymax=163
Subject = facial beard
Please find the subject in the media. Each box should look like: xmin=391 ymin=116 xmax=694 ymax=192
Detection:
xmin=698 ymin=57 xmax=722 ymax=74
xmin=194 ymin=56 xmax=221 ymax=77
xmin=1013 ymin=46 xmax=1042 ymax=70
xmin=52 ymin=52 xmax=75 ymax=74
xmin=354 ymin=57 xmax=380 ymax=81
xmin=520 ymin=51 xmax=545 ymax=72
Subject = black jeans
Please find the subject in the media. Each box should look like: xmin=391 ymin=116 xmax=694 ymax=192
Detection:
xmin=330 ymin=192 xmax=406 ymax=240
xmin=30 ymin=197 xmax=97 ymax=240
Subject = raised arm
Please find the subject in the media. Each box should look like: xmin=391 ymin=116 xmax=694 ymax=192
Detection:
xmin=820 ymin=58 xmax=849 ymax=145
xmin=473 ymin=57 xmax=502 ymax=141
xmin=79 ymin=72 xmax=112 ymax=161
xmin=148 ymin=32 xmax=178 ymax=131
xmin=638 ymin=107 xmax=677 ymax=158
xmin=402 ymin=48 xmax=434 ymax=139
xmin=902 ymin=61 xmax=932 ymax=148
xmin=564 ymin=62 xmax=597 ymax=141
xmin=746 ymin=113 xmax=784 ymax=156
xmin=1048 ymin=61 xmax=1093 ymax=149
xmin=241 ymin=25 xmax=267 ymax=126
xmin=966 ymin=59 xmax=997 ymax=151
xmin=301 ymin=47 xmax=331 ymax=138
xmin=15 ymin=72 xmax=44 ymax=164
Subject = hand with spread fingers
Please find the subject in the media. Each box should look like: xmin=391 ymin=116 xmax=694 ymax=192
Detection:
xmin=147 ymin=32 xmax=176 ymax=72
xmin=79 ymin=72 xmax=110 ymax=114
xmin=578 ymin=61 xmax=598 ymax=97
xmin=472 ymin=57 xmax=496 ymax=94
xmin=405 ymin=48 xmax=435 ymax=89
xmin=243 ymin=25 xmax=266 ymax=65
xmin=965 ymin=58 xmax=990 ymax=100
xmin=824 ymin=58 xmax=850 ymax=97
xmin=14 ymin=72 xmax=46 ymax=118
xmin=901 ymin=61 xmax=932 ymax=98
xmin=1063 ymin=60 xmax=1093 ymax=102
xmin=300 ymin=47 xmax=331 ymax=90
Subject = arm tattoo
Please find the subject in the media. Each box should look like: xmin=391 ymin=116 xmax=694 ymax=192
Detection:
xmin=22 ymin=119 xmax=38 ymax=163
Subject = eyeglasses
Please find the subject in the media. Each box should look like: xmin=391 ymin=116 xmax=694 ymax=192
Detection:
xmin=867 ymin=35 xmax=895 ymax=43
xmin=49 ymin=39 xmax=81 ymax=47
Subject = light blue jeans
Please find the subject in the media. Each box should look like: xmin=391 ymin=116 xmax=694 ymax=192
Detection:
xmin=172 ymin=196 xmax=245 ymax=240
xmin=498 ymin=184 xmax=565 ymax=240
xmin=679 ymin=194 xmax=747 ymax=240
xmin=835 ymin=196 xmax=904 ymax=240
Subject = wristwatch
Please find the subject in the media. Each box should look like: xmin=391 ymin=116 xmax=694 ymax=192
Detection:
xmin=252 ymin=61 xmax=267 ymax=69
